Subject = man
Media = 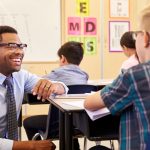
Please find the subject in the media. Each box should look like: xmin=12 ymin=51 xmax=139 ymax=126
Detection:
xmin=84 ymin=5 xmax=150 ymax=150
xmin=0 ymin=25 xmax=67 ymax=150
xmin=23 ymin=41 xmax=89 ymax=150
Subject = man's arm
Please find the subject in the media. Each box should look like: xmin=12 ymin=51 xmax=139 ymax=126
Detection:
xmin=13 ymin=140 xmax=56 ymax=150
xmin=32 ymin=79 xmax=68 ymax=101
xmin=84 ymin=91 xmax=105 ymax=111
xmin=0 ymin=137 xmax=56 ymax=150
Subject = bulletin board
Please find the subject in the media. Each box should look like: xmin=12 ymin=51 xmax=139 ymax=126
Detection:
xmin=0 ymin=0 xmax=61 ymax=62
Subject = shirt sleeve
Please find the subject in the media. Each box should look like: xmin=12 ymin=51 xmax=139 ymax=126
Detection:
xmin=0 ymin=138 xmax=13 ymax=150
xmin=101 ymin=73 xmax=134 ymax=115
xmin=51 ymin=81 xmax=69 ymax=95
xmin=22 ymin=69 xmax=68 ymax=94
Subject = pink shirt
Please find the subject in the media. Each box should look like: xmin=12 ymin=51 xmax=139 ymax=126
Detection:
xmin=120 ymin=54 xmax=139 ymax=71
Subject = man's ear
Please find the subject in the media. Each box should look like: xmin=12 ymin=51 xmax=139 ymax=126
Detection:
xmin=144 ymin=31 xmax=150 ymax=48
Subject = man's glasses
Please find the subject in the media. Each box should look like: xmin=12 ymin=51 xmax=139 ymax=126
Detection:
xmin=0 ymin=43 xmax=27 ymax=51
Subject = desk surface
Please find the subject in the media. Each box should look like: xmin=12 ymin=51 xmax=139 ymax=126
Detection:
xmin=48 ymin=98 xmax=84 ymax=112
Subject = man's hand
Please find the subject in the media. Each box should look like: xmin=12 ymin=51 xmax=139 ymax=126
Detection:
xmin=13 ymin=140 xmax=56 ymax=150
xmin=32 ymin=79 xmax=65 ymax=100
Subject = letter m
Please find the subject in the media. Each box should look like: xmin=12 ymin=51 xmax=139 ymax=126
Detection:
xmin=68 ymin=17 xmax=81 ymax=35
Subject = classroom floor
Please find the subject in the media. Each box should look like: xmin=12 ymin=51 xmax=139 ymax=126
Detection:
xmin=21 ymin=127 xmax=119 ymax=150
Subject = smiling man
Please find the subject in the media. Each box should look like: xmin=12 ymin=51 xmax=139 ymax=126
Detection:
xmin=0 ymin=25 xmax=67 ymax=150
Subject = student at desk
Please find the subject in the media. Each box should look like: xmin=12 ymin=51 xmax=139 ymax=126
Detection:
xmin=23 ymin=41 xmax=89 ymax=150
xmin=0 ymin=25 xmax=68 ymax=150
xmin=84 ymin=5 xmax=150 ymax=150
xmin=120 ymin=31 xmax=139 ymax=73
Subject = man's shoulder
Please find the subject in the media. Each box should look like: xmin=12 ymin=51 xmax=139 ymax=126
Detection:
xmin=12 ymin=69 xmax=38 ymax=80
xmin=12 ymin=69 xmax=29 ymax=76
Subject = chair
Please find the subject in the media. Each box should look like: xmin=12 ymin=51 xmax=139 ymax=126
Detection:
xmin=67 ymin=85 xmax=119 ymax=150
xmin=18 ymin=93 xmax=50 ymax=140
xmin=31 ymin=84 xmax=102 ymax=150
xmin=72 ymin=85 xmax=120 ymax=150
xmin=67 ymin=84 xmax=103 ymax=94
xmin=18 ymin=97 xmax=28 ymax=140
xmin=73 ymin=112 xmax=120 ymax=148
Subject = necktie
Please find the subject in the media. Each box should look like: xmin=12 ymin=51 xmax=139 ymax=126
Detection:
xmin=4 ymin=77 xmax=18 ymax=140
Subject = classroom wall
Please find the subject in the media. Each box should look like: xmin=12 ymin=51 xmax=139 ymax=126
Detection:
xmin=61 ymin=0 xmax=143 ymax=80
xmin=22 ymin=0 xmax=150 ymax=116
xmin=22 ymin=0 xmax=150 ymax=81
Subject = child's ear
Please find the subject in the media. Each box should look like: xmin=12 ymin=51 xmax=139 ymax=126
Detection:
xmin=144 ymin=31 xmax=150 ymax=48
xmin=122 ymin=45 xmax=127 ymax=50
xmin=61 ymin=55 xmax=68 ymax=64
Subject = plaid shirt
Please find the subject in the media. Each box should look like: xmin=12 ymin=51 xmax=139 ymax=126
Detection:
xmin=101 ymin=61 xmax=150 ymax=150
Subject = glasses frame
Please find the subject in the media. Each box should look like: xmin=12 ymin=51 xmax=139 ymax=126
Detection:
xmin=0 ymin=42 xmax=27 ymax=50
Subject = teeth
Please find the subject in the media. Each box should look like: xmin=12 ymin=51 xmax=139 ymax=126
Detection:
xmin=12 ymin=58 xmax=21 ymax=62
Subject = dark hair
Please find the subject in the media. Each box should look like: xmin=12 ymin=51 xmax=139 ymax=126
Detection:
xmin=120 ymin=31 xmax=136 ymax=49
xmin=0 ymin=25 xmax=18 ymax=42
xmin=57 ymin=41 xmax=84 ymax=65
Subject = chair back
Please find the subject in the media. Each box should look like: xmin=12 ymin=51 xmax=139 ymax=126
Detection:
xmin=25 ymin=93 xmax=49 ymax=105
xmin=67 ymin=84 xmax=102 ymax=94
xmin=72 ymin=85 xmax=120 ymax=142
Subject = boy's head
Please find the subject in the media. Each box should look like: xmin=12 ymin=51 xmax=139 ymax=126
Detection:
xmin=135 ymin=5 xmax=150 ymax=63
xmin=57 ymin=41 xmax=84 ymax=66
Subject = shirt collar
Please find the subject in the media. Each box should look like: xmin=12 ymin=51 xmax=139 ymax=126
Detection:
xmin=0 ymin=73 xmax=14 ymax=85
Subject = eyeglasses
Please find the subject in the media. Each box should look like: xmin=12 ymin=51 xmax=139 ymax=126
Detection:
xmin=0 ymin=43 xmax=27 ymax=51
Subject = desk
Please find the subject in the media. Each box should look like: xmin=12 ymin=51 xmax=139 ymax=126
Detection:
xmin=48 ymin=98 xmax=84 ymax=150
xmin=48 ymin=97 xmax=119 ymax=150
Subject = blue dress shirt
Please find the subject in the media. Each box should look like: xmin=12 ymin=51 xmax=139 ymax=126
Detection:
xmin=0 ymin=69 xmax=68 ymax=150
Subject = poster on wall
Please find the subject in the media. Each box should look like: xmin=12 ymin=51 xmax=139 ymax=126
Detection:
xmin=109 ymin=21 xmax=130 ymax=52
xmin=109 ymin=0 xmax=129 ymax=18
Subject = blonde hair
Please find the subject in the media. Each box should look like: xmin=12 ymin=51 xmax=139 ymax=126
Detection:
xmin=140 ymin=5 xmax=150 ymax=32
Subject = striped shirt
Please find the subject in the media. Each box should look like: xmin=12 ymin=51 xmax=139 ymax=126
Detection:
xmin=101 ymin=61 xmax=150 ymax=150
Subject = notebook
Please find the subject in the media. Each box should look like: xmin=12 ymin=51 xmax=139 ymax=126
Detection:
xmin=54 ymin=93 xmax=93 ymax=99
xmin=62 ymin=100 xmax=110 ymax=121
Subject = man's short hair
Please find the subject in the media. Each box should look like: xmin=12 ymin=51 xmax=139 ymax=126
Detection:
xmin=57 ymin=41 xmax=84 ymax=65
xmin=0 ymin=25 xmax=17 ymax=42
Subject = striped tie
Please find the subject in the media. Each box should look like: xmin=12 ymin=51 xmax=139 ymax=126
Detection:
xmin=4 ymin=77 xmax=18 ymax=140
